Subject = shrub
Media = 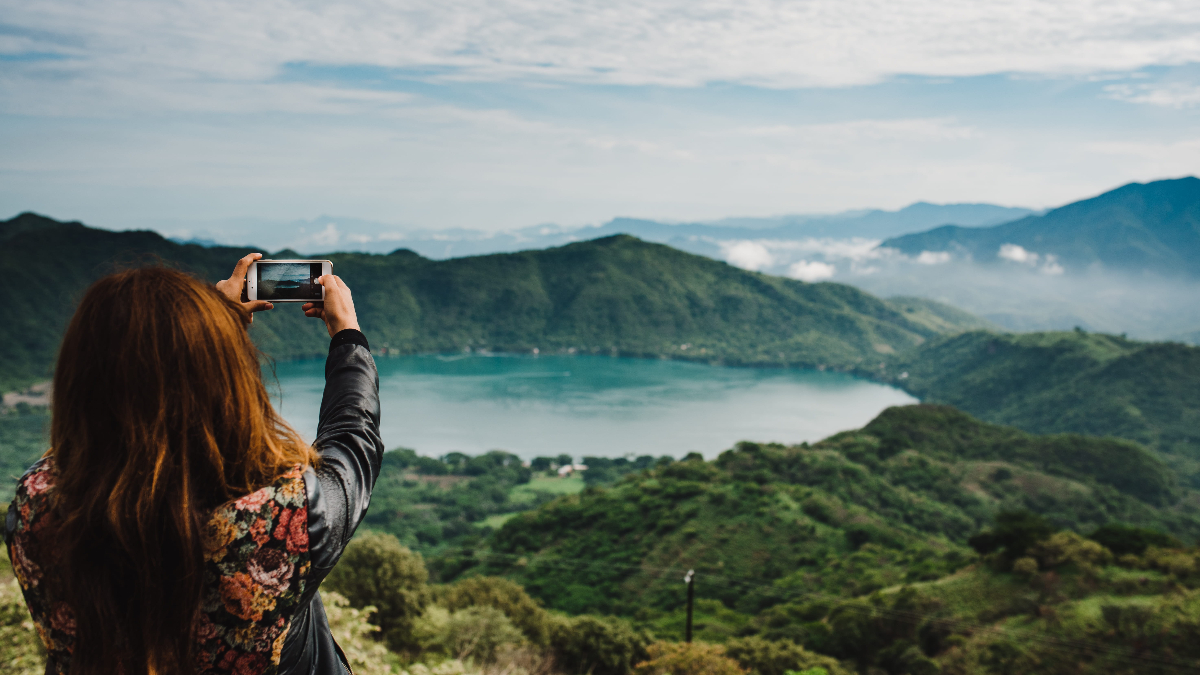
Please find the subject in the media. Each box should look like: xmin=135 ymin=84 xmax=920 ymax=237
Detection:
xmin=1089 ymin=523 xmax=1182 ymax=557
xmin=549 ymin=614 xmax=653 ymax=675
xmin=724 ymin=636 xmax=850 ymax=675
xmin=436 ymin=576 xmax=551 ymax=645
xmin=1011 ymin=556 xmax=1038 ymax=578
xmin=633 ymin=641 xmax=746 ymax=675
xmin=414 ymin=605 xmax=525 ymax=664
xmin=968 ymin=511 xmax=1054 ymax=566
xmin=325 ymin=531 xmax=432 ymax=653
xmin=1142 ymin=547 xmax=1199 ymax=579
xmin=1027 ymin=532 xmax=1112 ymax=572
xmin=322 ymin=591 xmax=395 ymax=675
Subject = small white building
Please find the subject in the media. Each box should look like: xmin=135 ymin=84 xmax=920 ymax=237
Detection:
xmin=557 ymin=463 xmax=588 ymax=477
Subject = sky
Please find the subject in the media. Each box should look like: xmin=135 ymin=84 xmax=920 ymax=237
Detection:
xmin=2 ymin=0 xmax=1199 ymax=234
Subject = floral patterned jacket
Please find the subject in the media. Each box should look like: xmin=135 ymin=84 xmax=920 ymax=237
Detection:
xmin=5 ymin=332 xmax=382 ymax=675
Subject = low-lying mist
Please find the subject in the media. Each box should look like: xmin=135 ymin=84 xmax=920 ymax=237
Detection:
xmin=694 ymin=236 xmax=1200 ymax=343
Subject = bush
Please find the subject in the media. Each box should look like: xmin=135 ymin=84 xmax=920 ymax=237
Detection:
xmin=1142 ymin=547 xmax=1199 ymax=579
xmin=436 ymin=576 xmax=551 ymax=645
xmin=724 ymin=636 xmax=850 ymax=675
xmin=325 ymin=532 xmax=432 ymax=653
xmin=632 ymin=641 xmax=746 ymax=675
xmin=968 ymin=511 xmax=1054 ymax=566
xmin=1027 ymin=532 xmax=1112 ymax=572
xmin=322 ymin=591 xmax=395 ymax=675
xmin=549 ymin=614 xmax=653 ymax=675
xmin=1011 ymin=557 xmax=1039 ymax=578
xmin=1089 ymin=523 xmax=1182 ymax=557
xmin=414 ymin=605 xmax=525 ymax=664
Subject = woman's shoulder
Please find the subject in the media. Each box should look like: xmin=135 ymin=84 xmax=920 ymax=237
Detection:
xmin=11 ymin=456 xmax=56 ymax=511
xmin=202 ymin=464 xmax=311 ymax=557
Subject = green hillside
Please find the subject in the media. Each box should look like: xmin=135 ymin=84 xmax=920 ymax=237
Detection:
xmin=0 ymin=212 xmax=982 ymax=394
xmin=883 ymin=296 xmax=1000 ymax=335
xmin=462 ymin=405 xmax=1199 ymax=620
xmin=889 ymin=330 xmax=1200 ymax=479
xmin=883 ymin=176 xmax=1200 ymax=275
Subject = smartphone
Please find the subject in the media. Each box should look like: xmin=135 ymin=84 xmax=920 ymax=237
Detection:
xmin=246 ymin=259 xmax=332 ymax=303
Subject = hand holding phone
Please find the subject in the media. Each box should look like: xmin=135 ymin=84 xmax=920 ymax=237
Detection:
xmin=303 ymin=275 xmax=360 ymax=338
xmin=216 ymin=253 xmax=274 ymax=321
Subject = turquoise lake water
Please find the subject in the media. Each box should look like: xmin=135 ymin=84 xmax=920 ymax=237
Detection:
xmin=269 ymin=354 xmax=916 ymax=460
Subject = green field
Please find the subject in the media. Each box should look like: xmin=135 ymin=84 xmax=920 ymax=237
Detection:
xmin=512 ymin=474 xmax=586 ymax=501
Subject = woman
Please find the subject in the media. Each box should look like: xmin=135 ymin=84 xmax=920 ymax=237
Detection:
xmin=5 ymin=253 xmax=383 ymax=675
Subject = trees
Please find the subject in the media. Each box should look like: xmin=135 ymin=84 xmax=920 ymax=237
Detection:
xmin=325 ymin=532 xmax=432 ymax=653
xmin=549 ymin=614 xmax=653 ymax=675
xmin=436 ymin=576 xmax=552 ymax=646
xmin=968 ymin=510 xmax=1054 ymax=567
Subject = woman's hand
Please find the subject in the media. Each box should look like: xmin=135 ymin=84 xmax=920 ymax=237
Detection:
xmin=303 ymin=275 xmax=361 ymax=338
xmin=216 ymin=253 xmax=273 ymax=321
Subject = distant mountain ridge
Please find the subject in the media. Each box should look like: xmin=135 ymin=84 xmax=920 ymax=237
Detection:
xmin=147 ymin=202 xmax=1034 ymax=258
xmin=0 ymin=213 xmax=988 ymax=393
xmin=883 ymin=177 xmax=1200 ymax=276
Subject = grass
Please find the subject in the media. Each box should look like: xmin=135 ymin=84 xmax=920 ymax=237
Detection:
xmin=476 ymin=513 xmax=521 ymax=530
xmin=510 ymin=474 xmax=586 ymax=505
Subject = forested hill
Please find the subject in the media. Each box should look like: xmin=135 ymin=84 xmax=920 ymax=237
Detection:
xmin=453 ymin=405 xmax=1200 ymax=673
xmin=467 ymin=405 xmax=1199 ymax=623
xmin=0 ymin=212 xmax=984 ymax=393
xmin=888 ymin=330 xmax=1200 ymax=481
xmin=882 ymin=176 xmax=1200 ymax=276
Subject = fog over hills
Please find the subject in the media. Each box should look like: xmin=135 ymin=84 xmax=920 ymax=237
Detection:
xmin=165 ymin=202 xmax=1033 ymax=260
xmin=694 ymin=178 xmax=1200 ymax=341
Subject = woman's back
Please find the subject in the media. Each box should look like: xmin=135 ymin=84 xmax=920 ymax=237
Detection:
xmin=5 ymin=261 xmax=382 ymax=675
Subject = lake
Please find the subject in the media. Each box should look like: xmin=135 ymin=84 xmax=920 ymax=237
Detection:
xmin=269 ymin=354 xmax=917 ymax=460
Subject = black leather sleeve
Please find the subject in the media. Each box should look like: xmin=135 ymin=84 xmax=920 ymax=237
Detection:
xmin=308 ymin=336 xmax=383 ymax=570
xmin=279 ymin=332 xmax=383 ymax=675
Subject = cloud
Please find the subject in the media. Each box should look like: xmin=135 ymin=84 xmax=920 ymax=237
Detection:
xmin=742 ymin=118 xmax=976 ymax=142
xmin=2 ymin=0 xmax=1199 ymax=96
xmin=915 ymin=250 xmax=952 ymax=265
xmin=723 ymin=237 xmax=885 ymax=262
xmin=787 ymin=260 xmax=837 ymax=282
xmin=998 ymin=243 xmax=1064 ymax=274
xmin=1104 ymin=82 xmax=1200 ymax=108
xmin=998 ymin=243 xmax=1038 ymax=264
xmin=721 ymin=240 xmax=775 ymax=271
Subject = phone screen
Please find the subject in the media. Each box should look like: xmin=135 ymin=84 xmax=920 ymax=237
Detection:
xmin=256 ymin=262 xmax=324 ymax=301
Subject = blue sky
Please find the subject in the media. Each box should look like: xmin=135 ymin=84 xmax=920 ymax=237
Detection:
xmin=1 ymin=0 xmax=1198 ymax=234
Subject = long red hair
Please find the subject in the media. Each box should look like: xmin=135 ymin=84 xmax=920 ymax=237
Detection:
xmin=47 ymin=266 xmax=319 ymax=675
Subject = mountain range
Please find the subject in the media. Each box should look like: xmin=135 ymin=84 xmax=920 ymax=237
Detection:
xmin=163 ymin=202 xmax=1035 ymax=259
xmin=0 ymin=212 xmax=983 ymax=394
xmin=883 ymin=177 xmax=1200 ymax=276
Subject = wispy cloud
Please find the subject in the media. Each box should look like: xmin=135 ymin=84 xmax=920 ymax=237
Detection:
xmin=3 ymin=0 xmax=1199 ymax=97
xmin=1104 ymin=82 xmax=1200 ymax=108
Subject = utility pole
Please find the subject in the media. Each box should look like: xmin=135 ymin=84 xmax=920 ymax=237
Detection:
xmin=684 ymin=569 xmax=695 ymax=643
